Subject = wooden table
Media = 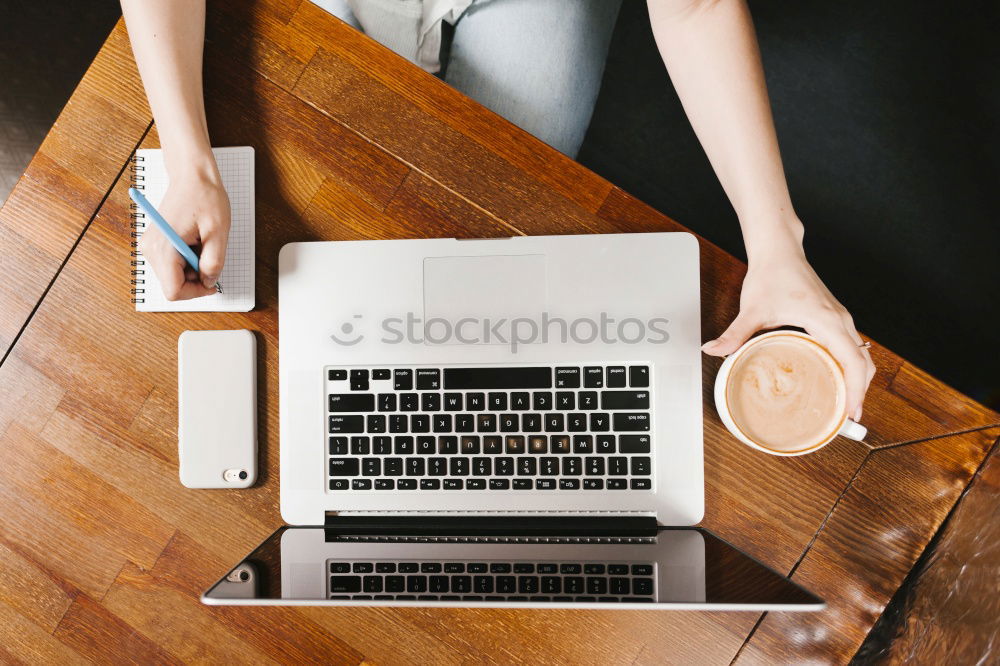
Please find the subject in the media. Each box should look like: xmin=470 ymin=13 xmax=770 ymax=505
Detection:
xmin=0 ymin=2 xmax=996 ymax=663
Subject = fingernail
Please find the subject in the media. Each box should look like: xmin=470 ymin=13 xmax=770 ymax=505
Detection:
xmin=701 ymin=340 xmax=719 ymax=351
xmin=202 ymin=276 xmax=216 ymax=289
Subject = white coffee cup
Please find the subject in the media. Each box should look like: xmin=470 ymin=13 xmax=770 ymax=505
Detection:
xmin=713 ymin=330 xmax=867 ymax=456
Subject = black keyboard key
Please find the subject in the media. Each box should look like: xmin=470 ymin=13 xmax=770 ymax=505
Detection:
xmin=389 ymin=414 xmax=408 ymax=433
xmin=488 ymin=392 xmax=507 ymax=410
xmin=633 ymin=578 xmax=654 ymax=595
xmin=584 ymin=564 xmax=606 ymax=574
xmin=631 ymin=457 xmax=652 ymax=475
xmin=472 ymin=457 xmax=491 ymax=476
xmin=542 ymin=576 xmax=561 ymax=593
xmin=477 ymin=413 xmax=496 ymax=432
xmin=567 ymin=414 xmax=587 ymax=432
xmin=329 ymin=458 xmax=359 ymax=476
xmin=394 ymin=369 xmax=413 ymax=390
xmin=587 ymin=577 xmax=608 ymax=595
xmin=398 ymin=479 xmax=417 ymax=490
xmin=564 ymin=576 xmax=584 ymax=594
xmin=407 ymin=576 xmax=428 ymax=593
xmin=522 ymin=413 xmax=542 ymax=432
xmin=555 ymin=367 xmax=581 ymax=388
xmin=460 ymin=436 xmax=480 ymax=454
xmin=606 ymin=366 xmax=626 ymax=387
xmin=372 ymin=369 xmax=391 ymax=380
xmin=555 ymin=392 xmax=575 ymax=410
xmin=329 ymin=576 xmax=361 ymax=593
xmin=483 ymin=436 xmax=502 ymax=454
xmin=449 ymin=457 xmax=469 ymax=476
xmin=443 ymin=479 xmax=463 ymax=489
xmin=595 ymin=435 xmax=615 ymax=453
xmin=439 ymin=436 xmax=458 ymax=454
xmin=421 ymin=392 xmax=441 ymax=411
xmin=329 ymin=415 xmax=364 ymax=433
xmin=433 ymin=415 xmax=453 ymax=433
xmin=540 ymin=457 xmax=559 ymax=476
xmin=411 ymin=415 xmax=430 ymax=432
xmin=532 ymin=392 xmax=552 ymax=410
xmin=368 ymin=415 xmax=386 ymax=433
xmin=374 ymin=478 xmax=395 ymax=489
xmin=455 ymin=414 xmax=475 ymax=432
xmin=607 ymin=478 xmax=627 ymax=489
xmin=610 ymin=577 xmax=629 ymax=594
xmin=468 ymin=563 xmax=487 ymax=573
xmin=608 ymin=564 xmax=628 ymax=575
xmin=444 ymin=563 xmax=465 ymax=573
xmin=613 ymin=413 xmax=650 ymax=431
xmin=474 ymin=576 xmax=494 ymax=593
xmin=513 ymin=563 xmax=535 ymax=573
xmin=545 ymin=413 xmax=564 ymax=432
xmin=601 ymin=391 xmax=650 ymax=410
xmin=505 ymin=436 xmax=525 ymax=454
xmin=354 ymin=562 xmax=374 ymax=574
xmin=496 ymin=576 xmax=516 ymax=594
xmin=466 ymin=393 xmax=485 ymax=411
xmin=394 ymin=436 xmax=414 ymax=455
xmin=378 ymin=393 xmax=396 ymax=411
xmin=583 ymin=367 xmax=603 ymax=388
xmin=578 ymin=391 xmax=598 ymax=410
xmin=329 ymin=436 xmax=348 ymax=455
xmin=510 ymin=392 xmax=530 ymax=410
xmin=609 ymin=457 xmax=628 ymax=476
xmin=538 ymin=563 xmax=557 ymax=574
xmin=383 ymin=576 xmax=404 ymax=592
xmin=395 ymin=563 xmax=417 ymax=573
xmin=490 ymin=479 xmax=510 ymax=489
xmin=330 ymin=562 xmax=351 ymax=573
xmin=513 ymin=478 xmax=532 ymax=489
xmin=518 ymin=576 xmax=539 ymax=594
xmin=620 ymin=434 xmax=651 ymax=453
xmin=428 ymin=458 xmax=447 ymax=476
xmin=328 ymin=369 xmax=347 ymax=381
xmin=585 ymin=457 xmax=605 ymax=475
xmin=406 ymin=458 xmax=425 ymax=476
xmin=420 ymin=563 xmax=442 ymax=573
xmin=467 ymin=478 xmax=486 ymax=489
xmin=495 ymin=457 xmax=515 ymax=476
xmin=443 ymin=393 xmax=463 ymax=411
xmin=632 ymin=564 xmax=654 ymax=576
xmin=445 ymin=367 xmax=552 ymax=389
xmin=499 ymin=414 xmax=518 ymax=432
xmin=517 ymin=457 xmax=537 ymax=476
xmin=416 ymin=369 xmax=441 ymax=390
xmin=536 ymin=478 xmax=556 ymax=489
xmin=329 ymin=479 xmax=349 ymax=490
xmin=416 ymin=436 xmax=435 ymax=454
xmin=629 ymin=366 xmax=649 ymax=387
xmin=429 ymin=576 xmax=449 ymax=592
xmin=589 ymin=413 xmax=609 ymax=431
xmin=630 ymin=479 xmax=652 ymax=489
xmin=529 ymin=435 xmax=547 ymax=453
xmin=421 ymin=479 xmax=441 ymax=490
xmin=452 ymin=576 xmax=472 ymax=593
xmin=350 ymin=369 xmax=369 ymax=391
xmin=559 ymin=479 xmax=580 ymax=489
xmin=362 ymin=458 xmax=381 ymax=476
xmin=573 ymin=435 xmax=593 ymax=454
xmin=351 ymin=436 xmax=370 ymax=455
xmin=550 ymin=435 xmax=571 ymax=454
xmin=583 ymin=478 xmax=604 ymax=489
xmin=329 ymin=393 xmax=375 ymax=412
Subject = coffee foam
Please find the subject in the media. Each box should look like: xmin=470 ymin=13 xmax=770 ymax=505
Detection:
xmin=726 ymin=336 xmax=845 ymax=452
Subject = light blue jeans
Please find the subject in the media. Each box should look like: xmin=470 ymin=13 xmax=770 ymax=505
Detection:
xmin=314 ymin=0 xmax=622 ymax=158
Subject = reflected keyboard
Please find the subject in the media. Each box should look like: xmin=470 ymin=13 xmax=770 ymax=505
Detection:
xmin=327 ymin=559 xmax=656 ymax=602
xmin=326 ymin=364 xmax=654 ymax=492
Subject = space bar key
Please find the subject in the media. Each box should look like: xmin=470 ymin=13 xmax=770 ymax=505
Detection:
xmin=444 ymin=367 xmax=552 ymax=389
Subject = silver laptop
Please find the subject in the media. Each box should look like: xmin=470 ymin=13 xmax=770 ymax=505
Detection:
xmin=203 ymin=233 xmax=823 ymax=610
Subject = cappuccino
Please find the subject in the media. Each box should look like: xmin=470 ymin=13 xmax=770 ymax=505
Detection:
xmin=725 ymin=335 xmax=844 ymax=453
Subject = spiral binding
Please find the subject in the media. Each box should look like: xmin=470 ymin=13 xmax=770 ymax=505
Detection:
xmin=129 ymin=155 xmax=146 ymax=303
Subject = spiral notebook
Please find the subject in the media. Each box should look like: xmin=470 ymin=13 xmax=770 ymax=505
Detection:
xmin=130 ymin=146 xmax=255 ymax=312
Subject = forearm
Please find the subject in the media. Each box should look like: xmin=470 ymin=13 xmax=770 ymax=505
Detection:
xmin=121 ymin=0 xmax=216 ymax=177
xmin=647 ymin=0 xmax=802 ymax=262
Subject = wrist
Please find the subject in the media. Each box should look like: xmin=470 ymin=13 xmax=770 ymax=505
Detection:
xmin=740 ymin=212 xmax=805 ymax=265
xmin=164 ymin=143 xmax=221 ymax=187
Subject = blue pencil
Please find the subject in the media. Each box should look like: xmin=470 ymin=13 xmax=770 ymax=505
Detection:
xmin=128 ymin=187 xmax=222 ymax=293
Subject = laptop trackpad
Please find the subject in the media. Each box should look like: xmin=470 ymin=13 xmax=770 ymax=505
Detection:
xmin=423 ymin=255 xmax=547 ymax=345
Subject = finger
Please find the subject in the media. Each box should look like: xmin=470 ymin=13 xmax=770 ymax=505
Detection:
xmin=198 ymin=225 xmax=229 ymax=289
xmin=702 ymin=311 xmax=760 ymax=357
xmin=839 ymin=321 xmax=877 ymax=419
xmin=150 ymin=246 xmax=216 ymax=301
xmin=807 ymin=319 xmax=871 ymax=421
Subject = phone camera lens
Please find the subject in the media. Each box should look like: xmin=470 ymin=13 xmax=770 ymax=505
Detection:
xmin=238 ymin=470 xmax=248 ymax=480
xmin=239 ymin=570 xmax=250 ymax=581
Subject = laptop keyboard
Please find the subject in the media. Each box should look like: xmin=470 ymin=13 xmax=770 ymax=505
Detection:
xmin=326 ymin=365 xmax=653 ymax=492
xmin=327 ymin=559 xmax=656 ymax=602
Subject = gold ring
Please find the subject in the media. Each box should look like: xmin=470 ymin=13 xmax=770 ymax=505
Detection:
xmin=858 ymin=341 xmax=871 ymax=349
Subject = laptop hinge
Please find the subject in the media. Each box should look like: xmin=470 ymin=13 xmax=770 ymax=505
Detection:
xmin=323 ymin=515 xmax=658 ymax=537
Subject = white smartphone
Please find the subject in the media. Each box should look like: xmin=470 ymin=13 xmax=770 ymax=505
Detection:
xmin=178 ymin=329 xmax=257 ymax=488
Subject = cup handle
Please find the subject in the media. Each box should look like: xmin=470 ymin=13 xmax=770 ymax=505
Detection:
xmin=838 ymin=418 xmax=868 ymax=441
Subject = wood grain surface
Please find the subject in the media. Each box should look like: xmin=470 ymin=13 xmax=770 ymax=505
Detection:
xmin=0 ymin=1 xmax=997 ymax=663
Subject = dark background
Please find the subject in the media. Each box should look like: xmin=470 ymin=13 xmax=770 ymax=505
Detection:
xmin=0 ymin=0 xmax=996 ymax=410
